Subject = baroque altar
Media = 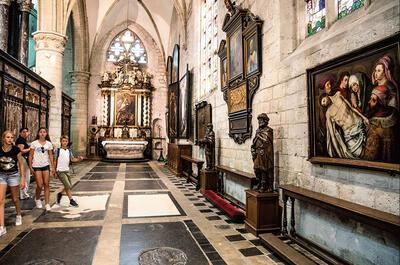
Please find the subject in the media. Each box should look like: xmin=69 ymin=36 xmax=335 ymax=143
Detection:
xmin=94 ymin=59 xmax=153 ymax=161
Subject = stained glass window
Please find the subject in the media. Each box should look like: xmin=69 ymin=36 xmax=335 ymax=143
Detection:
xmin=107 ymin=30 xmax=147 ymax=64
xmin=306 ymin=0 xmax=326 ymax=36
xmin=28 ymin=0 xmax=38 ymax=69
xmin=337 ymin=0 xmax=364 ymax=19
xmin=200 ymin=0 xmax=219 ymax=98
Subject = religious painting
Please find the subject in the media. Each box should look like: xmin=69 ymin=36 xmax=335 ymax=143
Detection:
xmin=178 ymin=67 xmax=190 ymax=139
xmin=221 ymin=57 xmax=228 ymax=88
xmin=307 ymin=33 xmax=400 ymax=173
xmin=171 ymin=44 xmax=180 ymax=84
xmin=115 ymin=92 xmax=136 ymax=126
xmin=195 ymin=101 xmax=212 ymax=144
xmin=228 ymin=26 xmax=243 ymax=81
xmin=168 ymin=83 xmax=179 ymax=138
xmin=166 ymin=56 xmax=172 ymax=85
xmin=245 ymin=33 xmax=259 ymax=76
xmin=228 ymin=83 xmax=247 ymax=113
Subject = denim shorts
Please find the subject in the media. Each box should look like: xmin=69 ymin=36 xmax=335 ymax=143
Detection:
xmin=0 ymin=172 xmax=20 ymax=186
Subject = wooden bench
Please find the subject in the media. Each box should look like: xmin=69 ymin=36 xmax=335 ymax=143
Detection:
xmin=180 ymin=155 xmax=204 ymax=190
xmin=215 ymin=165 xmax=257 ymax=209
xmin=260 ymin=233 xmax=317 ymax=265
xmin=264 ymin=184 xmax=400 ymax=265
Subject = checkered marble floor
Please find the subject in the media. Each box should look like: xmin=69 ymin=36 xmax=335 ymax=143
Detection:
xmin=0 ymin=161 xmax=327 ymax=265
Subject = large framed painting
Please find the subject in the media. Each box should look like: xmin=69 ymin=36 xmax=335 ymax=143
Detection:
xmin=244 ymin=32 xmax=261 ymax=77
xmin=166 ymin=56 xmax=172 ymax=85
xmin=307 ymin=33 xmax=400 ymax=173
xmin=115 ymin=91 xmax=136 ymax=126
xmin=195 ymin=101 xmax=212 ymax=144
xmin=168 ymin=82 xmax=179 ymax=138
xmin=228 ymin=26 xmax=243 ymax=82
xmin=178 ymin=66 xmax=191 ymax=139
xmin=171 ymin=44 xmax=180 ymax=84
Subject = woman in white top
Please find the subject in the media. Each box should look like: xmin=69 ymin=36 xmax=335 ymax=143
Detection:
xmin=29 ymin=128 xmax=55 ymax=211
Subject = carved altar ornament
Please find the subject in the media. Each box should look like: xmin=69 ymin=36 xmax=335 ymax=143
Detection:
xmin=251 ymin=113 xmax=274 ymax=193
xmin=199 ymin=123 xmax=215 ymax=170
xmin=32 ymin=31 xmax=67 ymax=54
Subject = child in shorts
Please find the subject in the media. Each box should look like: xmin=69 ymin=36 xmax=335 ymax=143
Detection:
xmin=54 ymin=135 xmax=83 ymax=207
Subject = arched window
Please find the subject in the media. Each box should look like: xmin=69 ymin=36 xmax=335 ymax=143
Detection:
xmin=306 ymin=0 xmax=326 ymax=36
xmin=337 ymin=0 xmax=364 ymax=19
xmin=107 ymin=29 xmax=147 ymax=64
xmin=200 ymin=0 xmax=219 ymax=98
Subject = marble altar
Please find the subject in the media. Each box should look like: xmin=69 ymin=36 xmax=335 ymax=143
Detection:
xmin=101 ymin=140 xmax=148 ymax=160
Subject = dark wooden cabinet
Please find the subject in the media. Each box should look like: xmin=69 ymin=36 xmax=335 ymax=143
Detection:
xmin=167 ymin=143 xmax=192 ymax=176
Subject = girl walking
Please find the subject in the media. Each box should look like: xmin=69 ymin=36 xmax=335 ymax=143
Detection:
xmin=29 ymin=128 xmax=55 ymax=211
xmin=0 ymin=131 xmax=26 ymax=236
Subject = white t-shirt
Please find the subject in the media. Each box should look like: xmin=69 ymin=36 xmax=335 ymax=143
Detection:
xmin=56 ymin=148 xmax=71 ymax=171
xmin=30 ymin=140 xmax=53 ymax=168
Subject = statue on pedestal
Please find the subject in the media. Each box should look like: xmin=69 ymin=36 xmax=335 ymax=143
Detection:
xmin=251 ymin=113 xmax=274 ymax=192
xmin=199 ymin=123 xmax=215 ymax=170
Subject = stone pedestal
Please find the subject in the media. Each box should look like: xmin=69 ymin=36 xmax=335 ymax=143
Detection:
xmin=245 ymin=190 xmax=281 ymax=236
xmin=33 ymin=31 xmax=67 ymax=145
xmin=200 ymin=169 xmax=218 ymax=194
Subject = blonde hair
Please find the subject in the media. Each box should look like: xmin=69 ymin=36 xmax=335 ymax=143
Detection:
xmin=60 ymin=135 xmax=69 ymax=141
xmin=2 ymin=130 xmax=14 ymax=143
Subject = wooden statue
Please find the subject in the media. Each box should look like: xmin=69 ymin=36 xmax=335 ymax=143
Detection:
xmin=251 ymin=113 xmax=274 ymax=192
xmin=199 ymin=123 xmax=215 ymax=170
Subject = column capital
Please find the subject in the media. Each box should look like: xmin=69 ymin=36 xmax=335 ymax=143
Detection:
xmin=70 ymin=71 xmax=90 ymax=84
xmin=19 ymin=0 xmax=33 ymax=12
xmin=0 ymin=0 xmax=12 ymax=6
xmin=33 ymin=31 xmax=67 ymax=55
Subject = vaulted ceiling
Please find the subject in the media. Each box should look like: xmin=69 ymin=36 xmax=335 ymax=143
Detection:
xmin=84 ymin=0 xmax=185 ymax=56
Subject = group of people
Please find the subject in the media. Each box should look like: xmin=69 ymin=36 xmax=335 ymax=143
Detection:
xmin=0 ymin=128 xmax=83 ymax=237
xmin=318 ymin=54 xmax=399 ymax=162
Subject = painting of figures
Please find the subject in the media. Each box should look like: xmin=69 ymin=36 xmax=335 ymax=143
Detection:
xmin=307 ymin=35 xmax=400 ymax=172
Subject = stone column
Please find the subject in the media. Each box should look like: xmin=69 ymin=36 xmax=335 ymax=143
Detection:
xmin=33 ymin=31 xmax=67 ymax=145
xmin=18 ymin=0 xmax=32 ymax=65
xmin=0 ymin=0 xmax=11 ymax=51
xmin=70 ymin=71 xmax=90 ymax=156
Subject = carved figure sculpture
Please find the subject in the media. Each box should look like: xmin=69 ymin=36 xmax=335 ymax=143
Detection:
xmin=199 ymin=123 xmax=215 ymax=170
xmin=251 ymin=113 xmax=274 ymax=192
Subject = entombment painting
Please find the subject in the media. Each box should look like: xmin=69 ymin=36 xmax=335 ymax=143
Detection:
xmin=307 ymin=34 xmax=400 ymax=172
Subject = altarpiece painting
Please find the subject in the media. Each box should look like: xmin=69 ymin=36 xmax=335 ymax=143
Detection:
xmin=178 ymin=66 xmax=191 ymax=139
xmin=307 ymin=33 xmax=400 ymax=173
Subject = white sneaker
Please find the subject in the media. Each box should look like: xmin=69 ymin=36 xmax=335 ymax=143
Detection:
xmin=35 ymin=199 xmax=43 ymax=209
xmin=15 ymin=215 xmax=22 ymax=226
xmin=45 ymin=204 xmax=51 ymax=211
xmin=0 ymin=226 xmax=6 ymax=237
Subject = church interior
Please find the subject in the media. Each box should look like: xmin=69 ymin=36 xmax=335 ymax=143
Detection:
xmin=0 ymin=0 xmax=399 ymax=264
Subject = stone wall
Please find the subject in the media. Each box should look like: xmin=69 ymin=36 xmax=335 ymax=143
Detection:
xmin=167 ymin=0 xmax=400 ymax=264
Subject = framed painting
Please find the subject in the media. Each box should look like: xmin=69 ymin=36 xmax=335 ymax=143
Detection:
xmin=228 ymin=83 xmax=247 ymax=114
xmin=307 ymin=33 xmax=400 ymax=173
xmin=168 ymin=82 xmax=179 ymax=138
xmin=166 ymin=56 xmax=172 ymax=85
xmin=245 ymin=32 xmax=260 ymax=76
xmin=195 ymin=101 xmax=212 ymax=144
xmin=228 ymin=26 xmax=243 ymax=81
xmin=178 ymin=66 xmax=191 ymax=139
xmin=171 ymin=44 xmax=180 ymax=84
xmin=115 ymin=91 xmax=136 ymax=126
